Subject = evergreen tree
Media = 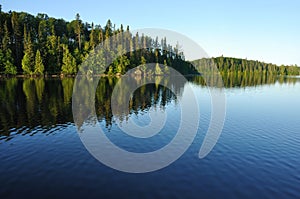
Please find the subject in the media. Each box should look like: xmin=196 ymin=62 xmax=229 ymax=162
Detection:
xmin=0 ymin=20 xmax=17 ymax=75
xmin=89 ymin=23 xmax=96 ymax=49
xmin=140 ymin=56 xmax=147 ymax=76
xmin=61 ymin=45 xmax=76 ymax=75
xmin=22 ymin=52 xmax=34 ymax=75
xmin=163 ymin=59 xmax=169 ymax=75
xmin=37 ymin=20 xmax=48 ymax=67
xmin=11 ymin=12 xmax=23 ymax=71
xmin=155 ymin=63 xmax=162 ymax=75
xmin=22 ymin=28 xmax=35 ymax=75
xmin=2 ymin=21 xmax=10 ymax=51
xmin=0 ymin=50 xmax=5 ymax=73
xmin=34 ymin=50 xmax=44 ymax=75
xmin=0 ymin=9 xmax=298 ymax=76
xmin=46 ymin=33 xmax=60 ymax=73
xmin=4 ymin=50 xmax=17 ymax=75
xmin=75 ymin=13 xmax=82 ymax=50
xmin=113 ymin=55 xmax=130 ymax=74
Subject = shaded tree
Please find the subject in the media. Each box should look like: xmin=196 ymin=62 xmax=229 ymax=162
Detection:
xmin=22 ymin=27 xmax=35 ymax=75
xmin=61 ymin=44 xmax=76 ymax=75
xmin=74 ymin=13 xmax=82 ymax=50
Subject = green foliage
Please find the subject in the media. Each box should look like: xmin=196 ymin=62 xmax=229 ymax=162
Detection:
xmin=193 ymin=57 xmax=300 ymax=76
xmin=107 ymin=66 xmax=114 ymax=75
xmin=0 ymin=9 xmax=200 ymax=76
xmin=0 ymin=50 xmax=5 ymax=73
xmin=0 ymin=9 xmax=298 ymax=76
xmin=163 ymin=59 xmax=170 ymax=75
xmin=140 ymin=56 xmax=147 ymax=75
xmin=113 ymin=55 xmax=130 ymax=74
xmin=89 ymin=23 xmax=97 ymax=49
xmin=22 ymin=52 xmax=34 ymax=75
xmin=74 ymin=13 xmax=83 ymax=50
xmin=34 ymin=50 xmax=44 ymax=75
xmin=22 ymin=29 xmax=35 ymax=75
xmin=286 ymin=65 xmax=299 ymax=76
xmin=0 ymin=49 xmax=17 ymax=75
xmin=155 ymin=63 xmax=162 ymax=75
xmin=46 ymin=35 xmax=61 ymax=73
xmin=61 ymin=45 xmax=77 ymax=75
xmin=5 ymin=60 xmax=17 ymax=75
xmin=2 ymin=21 xmax=10 ymax=51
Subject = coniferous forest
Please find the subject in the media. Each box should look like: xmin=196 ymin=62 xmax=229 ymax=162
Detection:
xmin=0 ymin=7 xmax=299 ymax=76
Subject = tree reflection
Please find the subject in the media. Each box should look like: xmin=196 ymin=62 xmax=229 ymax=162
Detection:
xmin=94 ymin=76 xmax=179 ymax=128
xmin=190 ymin=73 xmax=298 ymax=88
xmin=0 ymin=74 xmax=299 ymax=139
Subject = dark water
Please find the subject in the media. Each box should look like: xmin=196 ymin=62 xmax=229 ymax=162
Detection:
xmin=0 ymin=75 xmax=300 ymax=199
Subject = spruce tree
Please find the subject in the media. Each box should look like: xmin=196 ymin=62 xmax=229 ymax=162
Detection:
xmin=155 ymin=63 xmax=162 ymax=75
xmin=22 ymin=28 xmax=35 ymax=75
xmin=61 ymin=45 xmax=77 ymax=75
xmin=34 ymin=50 xmax=44 ymax=75
xmin=1 ymin=21 xmax=17 ymax=75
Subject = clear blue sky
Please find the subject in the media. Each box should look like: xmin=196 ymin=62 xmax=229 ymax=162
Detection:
xmin=1 ymin=0 xmax=300 ymax=65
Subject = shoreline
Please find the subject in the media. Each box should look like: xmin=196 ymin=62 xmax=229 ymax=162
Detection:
xmin=0 ymin=73 xmax=202 ymax=79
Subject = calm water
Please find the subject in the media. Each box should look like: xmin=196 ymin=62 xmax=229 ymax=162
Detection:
xmin=0 ymin=75 xmax=300 ymax=199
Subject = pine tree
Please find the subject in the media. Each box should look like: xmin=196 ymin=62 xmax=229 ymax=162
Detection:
xmin=75 ymin=13 xmax=82 ymax=50
xmin=140 ymin=56 xmax=147 ymax=76
xmin=155 ymin=63 xmax=162 ymax=75
xmin=89 ymin=23 xmax=96 ymax=49
xmin=11 ymin=12 xmax=23 ymax=70
xmin=22 ymin=27 xmax=35 ymax=75
xmin=1 ymin=21 xmax=17 ymax=75
xmin=46 ymin=32 xmax=60 ymax=74
xmin=113 ymin=55 xmax=130 ymax=74
xmin=0 ymin=50 xmax=6 ymax=73
xmin=22 ymin=52 xmax=33 ymax=75
xmin=61 ymin=45 xmax=77 ymax=75
xmin=34 ymin=50 xmax=44 ymax=75
xmin=105 ymin=19 xmax=112 ymax=38
xmin=38 ymin=20 xmax=48 ymax=69
xmin=4 ymin=50 xmax=17 ymax=75
xmin=2 ymin=21 xmax=10 ymax=51
xmin=163 ymin=59 xmax=169 ymax=75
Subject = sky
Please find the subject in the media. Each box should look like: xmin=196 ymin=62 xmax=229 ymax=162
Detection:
xmin=1 ymin=0 xmax=300 ymax=65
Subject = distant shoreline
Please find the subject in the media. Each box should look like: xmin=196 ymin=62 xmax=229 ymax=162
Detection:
xmin=0 ymin=73 xmax=202 ymax=79
xmin=1 ymin=73 xmax=300 ymax=80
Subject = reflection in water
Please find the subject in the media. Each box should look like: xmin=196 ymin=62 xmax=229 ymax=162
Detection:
xmin=1 ymin=74 xmax=300 ymax=199
xmin=190 ymin=73 xmax=299 ymax=88
xmin=0 ymin=78 xmax=73 ymax=138
xmin=95 ymin=76 xmax=181 ymax=127
xmin=0 ymin=74 xmax=299 ymax=139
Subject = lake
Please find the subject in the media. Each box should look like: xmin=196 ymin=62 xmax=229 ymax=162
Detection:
xmin=0 ymin=74 xmax=300 ymax=199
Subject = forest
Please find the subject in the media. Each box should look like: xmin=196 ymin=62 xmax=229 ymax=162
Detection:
xmin=193 ymin=56 xmax=299 ymax=76
xmin=0 ymin=7 xmax=195 ymax=76
xmin=0 ymin=7 xmax=299 ymax=76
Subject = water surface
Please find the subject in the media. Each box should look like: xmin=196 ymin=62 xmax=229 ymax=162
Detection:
xmin=0 ymin=75 xmax=300 ymax=199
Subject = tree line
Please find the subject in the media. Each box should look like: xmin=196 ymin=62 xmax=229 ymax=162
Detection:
xmin=193 ymin=56 xmax=299 ymax=76
xmin=0 ymin=7 xmax=298 ymax=76
xmin=0 ymin=7 xmax=196 ymax=76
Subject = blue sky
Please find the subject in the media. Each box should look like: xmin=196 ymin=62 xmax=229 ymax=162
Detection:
xmin=1 ymin=0 xmax=300 ymax=65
